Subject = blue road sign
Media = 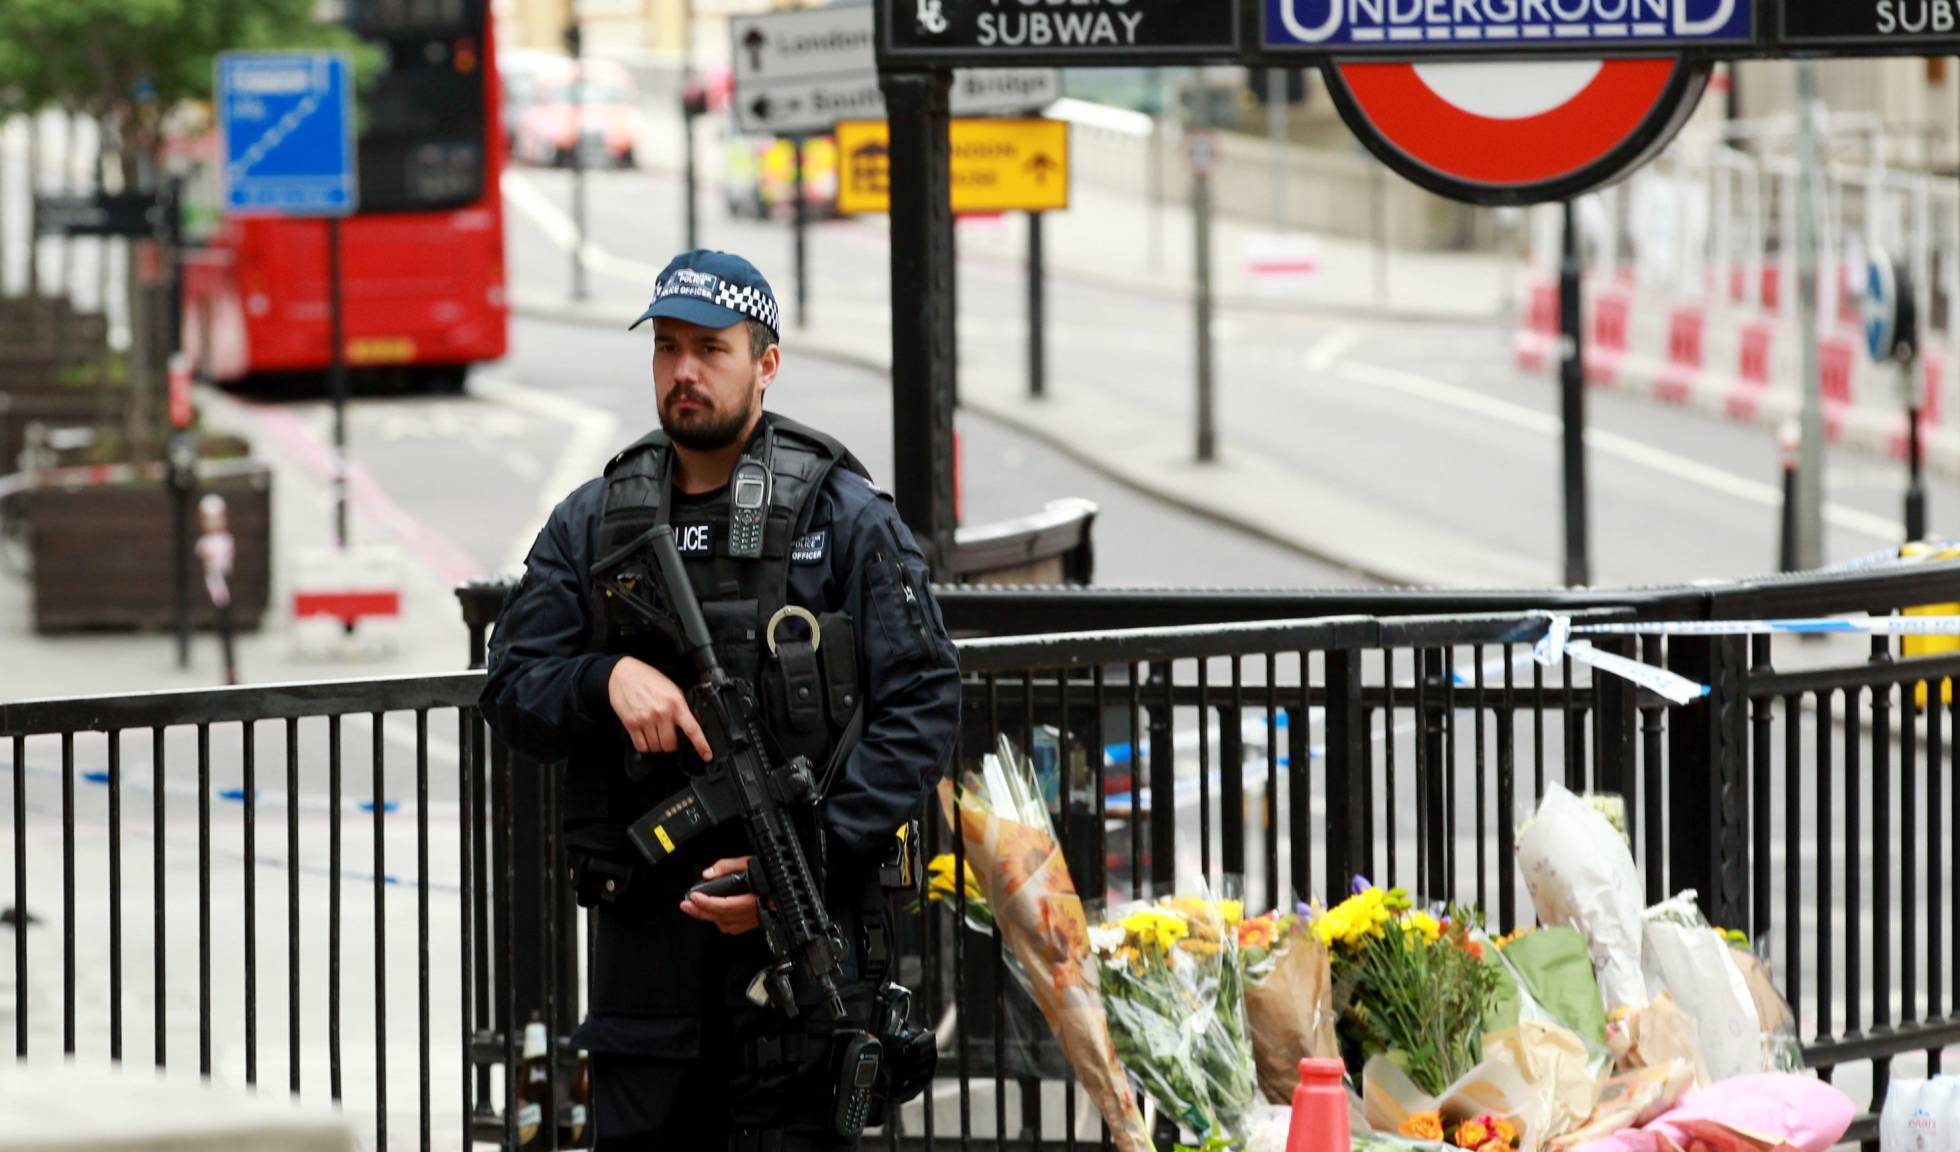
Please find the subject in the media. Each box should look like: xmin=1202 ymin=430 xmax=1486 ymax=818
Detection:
xmin=217 ymin=52 xmax=357 ymax=216
xmin=1265 ymin=0 xmax=1753 ymax=53
xmin=1864 ymin=250 xmax=1918 ymax=364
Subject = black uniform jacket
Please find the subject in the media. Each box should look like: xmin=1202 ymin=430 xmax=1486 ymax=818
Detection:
xmin=479 ymin=417 xmax=962 ymax=1054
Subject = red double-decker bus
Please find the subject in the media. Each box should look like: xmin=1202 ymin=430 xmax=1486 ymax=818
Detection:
xmin=184 ymin=0 xmax=507 ymax=391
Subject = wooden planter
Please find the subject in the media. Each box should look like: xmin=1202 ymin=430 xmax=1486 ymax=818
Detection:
xmin=22 ymin=465 xmax=273 ymax=633
xmin=0 ymin=387 xmax=119 ymax=474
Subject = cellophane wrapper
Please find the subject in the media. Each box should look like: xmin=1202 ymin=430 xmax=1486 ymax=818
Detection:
xmin=937 ymin=736 xmax=1153 ymax=1152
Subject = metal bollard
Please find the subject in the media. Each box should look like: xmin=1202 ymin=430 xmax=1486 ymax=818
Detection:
xmin=1778 ymin=419 xmax=1799 ymax=574
xmin=195 ymin=492 xmax=238 ymax=685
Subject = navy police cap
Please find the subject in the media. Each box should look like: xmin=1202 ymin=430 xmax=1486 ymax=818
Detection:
xmin=629 ymin=249 xmax=781 ymax=339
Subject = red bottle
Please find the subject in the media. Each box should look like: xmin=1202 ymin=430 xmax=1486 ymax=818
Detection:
xmin=1288 ymin=1058 xmax=1351 ymax=1152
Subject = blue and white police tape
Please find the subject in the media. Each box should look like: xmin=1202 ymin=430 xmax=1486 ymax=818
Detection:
xmin=1569 ymin=615 xmax=1960 ymax=637
xmin=1533 ymin=610 xmax=1960 ymax=705
xmin=1531 ymin=614 xmax=1711 ymax=705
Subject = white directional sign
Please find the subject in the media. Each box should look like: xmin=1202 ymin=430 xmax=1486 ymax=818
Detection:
xmin=732 ymin=5 xmax=1056 ymax=136
xmin=732 ymin=5 xmax=875 ymax=85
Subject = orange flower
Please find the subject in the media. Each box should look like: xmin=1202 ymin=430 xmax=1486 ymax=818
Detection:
xmin=1463 ymin=938 xmax=1484 ymax=961
xmin=1236 ymin=915 xmax=1278 ymax=952
xmin=1400 ymin=1112 xmax=1445 ymax=1141
xmin=1493 ymin=1119 xmax=1519 ymax=1145
xmin=1478 ymin=1141 xmax=1511 ymax=1152
xmin=1455 ymin=1119 xmax=1490 ymax=1148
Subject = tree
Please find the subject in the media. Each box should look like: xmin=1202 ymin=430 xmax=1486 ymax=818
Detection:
xmin=0 ymin=0 xmax=353 ymax=169
xmin=0 ymin=1 xmax=355 ymax=449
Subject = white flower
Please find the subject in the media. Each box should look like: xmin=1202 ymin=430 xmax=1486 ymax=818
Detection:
xmin=1088 ymin=923 xmax=1126 ymax=956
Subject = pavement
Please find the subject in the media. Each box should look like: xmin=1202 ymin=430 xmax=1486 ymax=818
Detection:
xmin=0 ymin=381 xmax=484 ymax=703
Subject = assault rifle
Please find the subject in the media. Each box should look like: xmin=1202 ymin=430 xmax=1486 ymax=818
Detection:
xmin=591 ymin=522 xmax=852 ymax=1022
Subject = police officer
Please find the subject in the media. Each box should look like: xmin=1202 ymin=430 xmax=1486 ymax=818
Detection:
xmin=479 ymin=250 xmax=961 ymax=1150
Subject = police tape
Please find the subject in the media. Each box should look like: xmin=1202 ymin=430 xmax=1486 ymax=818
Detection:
xmin=1532 ymin=614 xmax=1711 ymax=705
xmin=1531 ymin=610 xmax=1960 ymax=705
xmin=0 ymin=457 xmax=264 ymax=501
xmin=1571 ymin=616 xmax=1960 ymax=637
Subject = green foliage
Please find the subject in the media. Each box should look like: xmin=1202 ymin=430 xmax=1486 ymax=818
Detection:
xmin=0 ymin=0 xmax=360 ymax=153
xmin=1337 ymin=909 xmax=1501 ymax=1098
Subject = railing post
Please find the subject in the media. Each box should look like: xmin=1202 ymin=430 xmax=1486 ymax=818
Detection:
xmin=1666 ymin=633 xmax=1750 ymax=928
xmin=1219 ymin=691 xmax=1246 ymax=885
xmin=456 ymin=580 xmax=514 ymax=670
xmin=1592 ymin=634 xmax=1638 ymax=802
xmin=1324 ymin=649 xmax=1369 ymax=890
xmin=1419 ymin=648 xmax=1447 ymax=901
xmin=1147 ymin=661 xmax=1176 ymax=892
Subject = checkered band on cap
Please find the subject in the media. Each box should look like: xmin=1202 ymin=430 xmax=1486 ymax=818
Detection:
xmin=714 ymin=281 xmax=780 ymax=335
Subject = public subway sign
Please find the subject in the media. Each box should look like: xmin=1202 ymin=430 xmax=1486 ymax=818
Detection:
xmin=1264 ymin=0 xmax=1752 ymax=54
xmin=881 ymin=0 xmax=1239 ymax=64
xmin=1778 ymin=0 xmax=1960 ymax=51
xmin=872 ymin=0 xmax=1960 ymax=207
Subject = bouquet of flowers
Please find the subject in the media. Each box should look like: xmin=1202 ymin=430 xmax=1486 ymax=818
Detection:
xmin=1398 ymin=1110 xmax=1524 ymax=1152
xmin=937 ymin=736 xmax=1153 ymax=1152
xmin=920 ymin=851 xmax=993 ymax=934
xmin=1090 ymin=893 xmax=1261 ymax=1148
xmin=1240 ymin=906 xmax=1341 ymax=1105
xmin=1316 ymin=879 xmax=1502 ymax=1098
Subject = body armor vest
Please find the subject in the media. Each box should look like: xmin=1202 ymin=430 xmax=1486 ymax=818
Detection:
xmin=569 ymin=415 xmax=870 ymax=852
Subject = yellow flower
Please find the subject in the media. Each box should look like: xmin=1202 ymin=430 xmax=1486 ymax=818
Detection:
xmin=1120 ymin=908 xmax=1189 ymax=955
xmin=924 ymin=854 xmax=981 ymax=903
xmin=1400 ymin=1112 xmax=1444 ymax=1141
xmin=1314 ymin=885 xmax=1410 ymax=949
xmin=1493 ymin=1119 xmax=1519 ymax=1145
xmin=1220 ymin=899 xmax=1244 ymax=927
xmin=1455 ymin=1119 xmax=1490 ymax=1148
xmin=1405 ymin=911 xmax=1443 ymax=945
xmin=1495 ymin=927 xmax=1535 ymax=950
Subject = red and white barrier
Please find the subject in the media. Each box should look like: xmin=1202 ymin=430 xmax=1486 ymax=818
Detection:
xmin=1515 ymin=281 xmax=1557 ymax=373
xmin=1655 ymin=305 xmax=1707 ymax=405
xmin=1584 ymin=291 xmax=1632 ymax=387
xmin=291 ymin=545 xmax=404 ymax=656
xmin=1819 ymin=336 xmax=1856 ymax=442
xmin=1725 ymin=322 xmax=1777 ymax=422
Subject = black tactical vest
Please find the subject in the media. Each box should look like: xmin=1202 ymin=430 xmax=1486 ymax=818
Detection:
xmin=567 ymin=416 xmax=871 ymax=861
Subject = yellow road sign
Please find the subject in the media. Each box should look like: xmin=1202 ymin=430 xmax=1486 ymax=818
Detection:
xmin=835 ymin=118 xmax=1069 ymax=216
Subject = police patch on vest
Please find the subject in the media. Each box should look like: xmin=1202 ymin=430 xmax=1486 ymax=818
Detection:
xmin=672 ymin=523 xmax=713 ymax=556
xmin=791 ymin=531 xmax=827 ymax=564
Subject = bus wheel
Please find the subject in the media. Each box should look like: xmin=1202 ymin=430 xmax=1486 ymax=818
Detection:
xmin=417 ymin=366 xmax=468 ymax=395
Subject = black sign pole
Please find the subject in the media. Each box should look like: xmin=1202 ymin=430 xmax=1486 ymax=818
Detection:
xmin=160 ymin=180 xmax=198 ymax=670
xmin=569 ymin=20 xmax=589 ymax=303
xmin=1559 ymin=200 xmax=1590 ymax=587
xmin=682 ymin=0 xmax=700 ymax=250
xmin=1899 ymin=260 xmax=1926 ymax=540
xmin=880 ymin=69 xmax=958 ymax=570
xmin=793 ymin=134 xmax=809 ymax=330
xmin=1028 ymin=209 xmax=1046 ymax=399
xmin=330 ymin=215 xmax=350 ymax=551
xmin=1194 ymin=109 xmax=1218 ymax=464
xmin=1907 ymin=346 xmax=1926 ymax=541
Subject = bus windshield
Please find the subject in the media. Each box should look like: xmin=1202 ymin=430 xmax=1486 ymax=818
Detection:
xmin=349 ymin=0 xmax=488 ymax=214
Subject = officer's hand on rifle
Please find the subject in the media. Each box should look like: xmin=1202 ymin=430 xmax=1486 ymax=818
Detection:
xmin=607 ymin=657 xmax=714 ymax=760
xmin=680 ymin=856 xmax=760 ymax=936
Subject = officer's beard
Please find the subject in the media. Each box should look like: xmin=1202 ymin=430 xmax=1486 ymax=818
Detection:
xmin=660 ymin=383 xmax=758 ymax=452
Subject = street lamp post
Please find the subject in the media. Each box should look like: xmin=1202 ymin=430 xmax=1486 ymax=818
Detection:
xmin=567 ymin=19 xmax=588 ymax=302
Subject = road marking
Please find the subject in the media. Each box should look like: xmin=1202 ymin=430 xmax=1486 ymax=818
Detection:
xmin=472 ymin=372 xmax=624 ymax=574
xmin=1337 ymin=359 xmax=1905 ymax=542
xmin=1304 ymin=325 xmax=1360 ymax=373
xmin=501 ymin=168 xmax=669 ymax=285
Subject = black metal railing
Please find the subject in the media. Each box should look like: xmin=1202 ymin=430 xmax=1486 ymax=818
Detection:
xmin=11 ymin=561 xmax=1960 ymax=1148
xmin=0 ymin=675 xmax=503 ymax=1151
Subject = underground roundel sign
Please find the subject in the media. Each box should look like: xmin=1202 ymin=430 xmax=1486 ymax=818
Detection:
xmin=1265 ymin=0 xmax=1751 ymax=205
